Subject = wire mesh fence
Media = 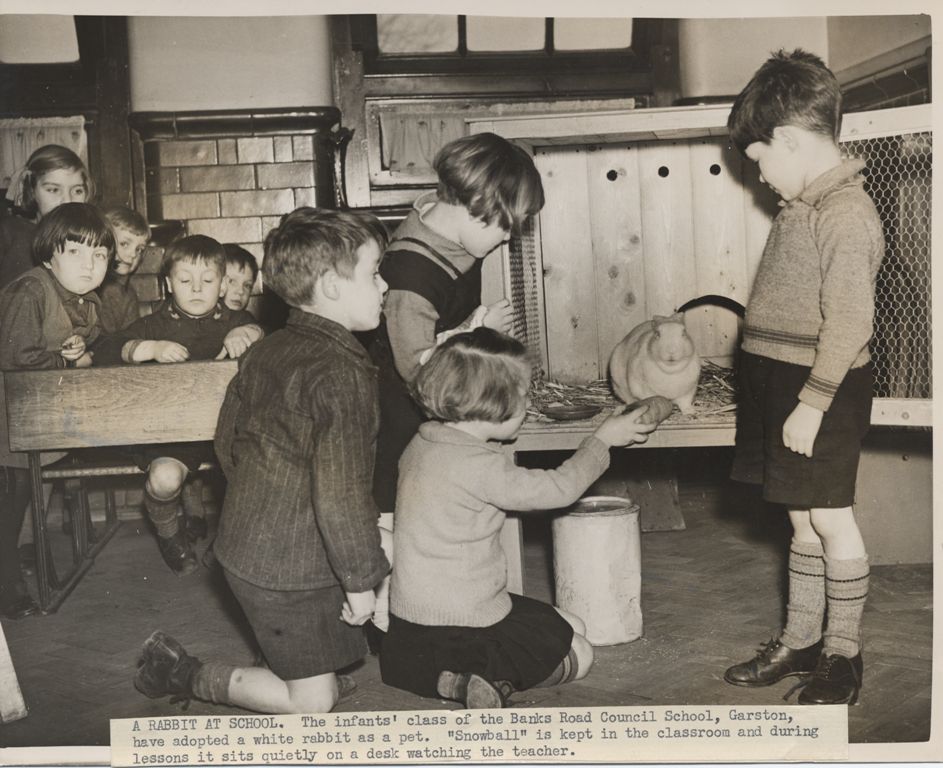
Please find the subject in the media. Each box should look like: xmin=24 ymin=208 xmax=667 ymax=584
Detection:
xmin=842 ymin=130 xmax=932 ymax=399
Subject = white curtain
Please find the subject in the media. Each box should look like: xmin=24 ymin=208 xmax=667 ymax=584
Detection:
xmin=0 ymin=116 xmax=88 ymax=191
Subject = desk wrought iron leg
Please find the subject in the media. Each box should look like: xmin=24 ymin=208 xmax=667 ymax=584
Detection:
xmin=64 ymin=479 xmax=90 ymax=559
xmin=28 ymin=453 xmax=53 ymax=611
xmin=104 ymin=487 xmax=117 ymax=528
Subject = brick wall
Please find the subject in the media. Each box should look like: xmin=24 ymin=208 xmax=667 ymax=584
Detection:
xmin=131 ymin=108 xmax=340 ymax=267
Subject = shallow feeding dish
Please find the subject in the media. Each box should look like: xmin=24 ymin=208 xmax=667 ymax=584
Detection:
xmin=541 ymin=404 xmax=602 ymax=421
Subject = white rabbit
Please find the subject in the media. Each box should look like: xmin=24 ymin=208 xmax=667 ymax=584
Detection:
xmin=609 ymin=313 xmax=701 ymax=414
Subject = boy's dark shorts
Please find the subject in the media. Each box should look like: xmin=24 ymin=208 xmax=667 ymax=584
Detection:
xmin=731 ymin=352 xmax=872 ymax=509
xmin=224 ymin=568 xmax=367 ymax=680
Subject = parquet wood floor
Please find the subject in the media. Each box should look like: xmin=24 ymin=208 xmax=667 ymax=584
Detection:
xmin=0 ymin=451 xmax=932 ymax=748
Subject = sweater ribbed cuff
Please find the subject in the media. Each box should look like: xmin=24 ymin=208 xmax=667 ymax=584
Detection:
xmin=579 ymin=435 xmax=612 ymax=468
xmin=798 ymin=383 xmax=834 ymax=412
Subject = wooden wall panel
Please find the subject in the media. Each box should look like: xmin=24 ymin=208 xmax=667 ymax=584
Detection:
xmin=585 ymin=145 xmax=647 ymax=374
xmin=687 ymin=139 xmax=748 ymax=361
xmin=528 ymin=135 xmax=779 ymax=383
xmin=535 ymin=148 xmax=598 ymax=383
xmin=637 ymin=140 xmax=697 ymax=315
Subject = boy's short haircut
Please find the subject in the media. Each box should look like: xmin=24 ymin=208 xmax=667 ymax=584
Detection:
xmin=727 ymin=48 xmax=842 ymax=154
xmin=413 ymin=327 xmax=531 ymax=423
xmin=32 ymin=202 xmax=115 ymax=265
xmin=434 ymin=132 xmax=544 ymax=236
xmin=223 ymin=243 xmax=260 ymax=282
xmin=101 ymin=205 xmax=149 ymax=238
xmin=262 ymin=207 xmax=387 ymax=308
xmin=160 ymin=234 xmax=225 ymax=278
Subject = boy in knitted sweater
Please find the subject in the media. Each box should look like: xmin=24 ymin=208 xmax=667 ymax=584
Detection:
xmin=380 ymin=328 xmax=666 ymax=708
xmin=723 ymin=50 xmax=884 ymax=706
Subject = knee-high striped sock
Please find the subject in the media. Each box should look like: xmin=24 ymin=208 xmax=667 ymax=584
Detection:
xmin=824 ymin=555 xmax=869 ymax=658
xmin=535 ymin=648 xmax=580 ymax=688
xmin=144 ymin=486 xmax=181 ymax=539
xmin=191 ymin=661 xmax=236 ymax=704
xmin=780 ymin=540 xmax=826 ymax=649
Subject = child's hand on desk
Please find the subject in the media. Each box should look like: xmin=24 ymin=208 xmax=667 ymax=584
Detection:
xmin=341 ymin=590 xmax=377 ymax=626
xmin=216 ymin=325 xmax=262 ymax=360
xmin=593 ymin=405 xmax=659 ymax=447
xmin=152 ymin=341 xmax=190 ymax=363
xmin=482 ymin=299 xmax=514 ymax=334
xmin=73 ymin=352 xmax=93 ymax=368
xmin=60 ymin=334 xmax=86 ymax=363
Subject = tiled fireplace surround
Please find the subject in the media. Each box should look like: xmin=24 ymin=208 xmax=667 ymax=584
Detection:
xmin=70 ymin=108 xmax=341 ymax=521
xmin=131 ymin=107 xmax=340 ymax=261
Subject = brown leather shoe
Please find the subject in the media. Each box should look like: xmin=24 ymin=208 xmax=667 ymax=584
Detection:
xmin=725 ymin=638 xmax=823 ymax=687
xmin=437 ymin=671 xmax=514 ymax=709
xmin=797 ymin=652 xmax=863 ymax=705
xmin=157 ymin=530 xmax=199 ymax=575
xmin=134 ymin=631 xmax=203 ymax=706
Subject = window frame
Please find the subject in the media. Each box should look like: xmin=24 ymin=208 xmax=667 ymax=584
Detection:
xmin=351 ymin=14 xmax=656 ymax=80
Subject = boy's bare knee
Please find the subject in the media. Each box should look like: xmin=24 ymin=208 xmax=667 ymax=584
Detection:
xmin=147 ymin=458 xmax=188 ymax=498
xmin=284 ymin=674 xmax=340 ymax=714
xmin=571 ymin=634 xmax=594 ymax=680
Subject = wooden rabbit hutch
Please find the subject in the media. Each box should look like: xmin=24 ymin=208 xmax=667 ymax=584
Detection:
xmin=470 ymin=103 xmax=932 ymax=583
xmin=470 ymin=103 xmax=932 ymax=450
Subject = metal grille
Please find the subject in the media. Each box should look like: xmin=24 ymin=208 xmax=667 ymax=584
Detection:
xmin=842 ymin=130 xmax=932 ymax=399
xmin=507 ymin=217 xmax=545 ymax=377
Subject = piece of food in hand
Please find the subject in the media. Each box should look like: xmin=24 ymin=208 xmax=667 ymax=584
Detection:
xmin=631 ymin=395 xmax=674 ymax=424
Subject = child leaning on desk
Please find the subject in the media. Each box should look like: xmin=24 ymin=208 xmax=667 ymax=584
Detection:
xmin=0 ymin=202 xmax=114 ymax=619
xmin=380 ymin=328 xmax=669 ymax=709
xmin=133 ymin=208 xmax=391 ymax=714
xmin=98 ymin=234 xmax=263 ymax=576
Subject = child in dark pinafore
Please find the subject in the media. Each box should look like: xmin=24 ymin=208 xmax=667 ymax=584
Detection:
xmin=723 ymin=50 xmax=884 ymax=705
xmin=367 ymin=132 xmax=545 ymax=519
